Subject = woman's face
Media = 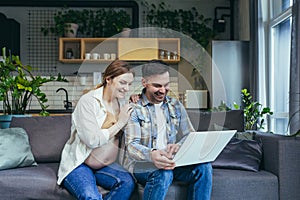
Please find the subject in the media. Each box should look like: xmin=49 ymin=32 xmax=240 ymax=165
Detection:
xmin=108 ymin=72 xmax=134 ymax=99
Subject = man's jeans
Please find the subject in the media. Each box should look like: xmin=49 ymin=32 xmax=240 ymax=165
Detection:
xmin=63 ymin=163 xmax=135 ymax=200
xmin=134 ymin=162 xmax=212 ymax=200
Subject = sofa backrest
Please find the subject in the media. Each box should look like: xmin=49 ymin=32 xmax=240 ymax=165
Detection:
xmin=8 ymin=110 xmax=244 ymax=163
xmin=187 ymin=110 xmax=244 ymax=132
xmin=10 ymin=115 xmax=71 ymax=163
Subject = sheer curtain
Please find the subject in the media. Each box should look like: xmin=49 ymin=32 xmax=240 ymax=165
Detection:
xmin=250 ymin=0 xmax=268 ymax=126
xmin=290 ymin=0 xmax=300 ymax=134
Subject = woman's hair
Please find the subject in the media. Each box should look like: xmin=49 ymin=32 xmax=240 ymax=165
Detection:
xmin=94 ymin=60 xmax=135 ymax=89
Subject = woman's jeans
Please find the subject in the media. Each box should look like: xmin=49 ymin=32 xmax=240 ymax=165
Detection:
xmin=63 ymin=163 xmax=135 ymax=200
xmin=134 ymin=162 xmax=212 ymax=200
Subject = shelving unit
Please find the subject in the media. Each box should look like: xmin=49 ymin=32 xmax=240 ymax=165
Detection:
xmin=59 ymin=37 xmax=180 ymax=63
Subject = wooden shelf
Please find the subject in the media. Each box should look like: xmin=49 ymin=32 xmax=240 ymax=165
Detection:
xmin=59 ymin=37 xmax=180 ymax=63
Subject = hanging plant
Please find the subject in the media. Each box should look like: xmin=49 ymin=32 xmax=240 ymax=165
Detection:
xmin=142 ymin=2 xmax=216 ymax=49
xmin=41 ymin=8 xmax=131 ymax=37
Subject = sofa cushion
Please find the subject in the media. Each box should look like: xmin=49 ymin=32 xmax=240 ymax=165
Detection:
xmin=132 ymin=169 xmax=278 ymax=200
xmin=0 ymin=163 xmax=74 ymax=199
xmin=10 ymin=115 xmax=71 ymax=163
xmin=186 ymin=110 xmax=244 ymax=132
xmin=212 ymin=136 xmax=263 ymax=172
xmin=0 ymin=127 xmax=37 ymax=170
xmin=212 ymin=169 xmax=278 ymax=200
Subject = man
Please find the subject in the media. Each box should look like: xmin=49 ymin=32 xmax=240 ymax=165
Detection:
xmin=123 ymin=60 xmax=212 ymax=200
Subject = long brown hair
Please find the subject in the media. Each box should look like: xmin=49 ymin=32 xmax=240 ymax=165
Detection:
xmin=94 ymin=60 xmax=134 ymax=89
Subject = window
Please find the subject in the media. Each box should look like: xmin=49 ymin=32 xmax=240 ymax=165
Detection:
xmin=267 ymin=0 xmax=292 ymax=134
xmin=272 ymin=0 xmax=292 ymax=16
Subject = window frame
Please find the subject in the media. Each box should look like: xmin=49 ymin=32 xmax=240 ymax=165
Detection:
xmin=267 ymin=1 xmax=292 ymax=134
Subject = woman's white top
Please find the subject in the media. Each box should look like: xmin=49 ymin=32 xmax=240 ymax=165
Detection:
xmin=57 ymin=87 xmax=111 ymax=185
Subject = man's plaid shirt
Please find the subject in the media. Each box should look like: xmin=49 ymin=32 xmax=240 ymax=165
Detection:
xmin=122 ymin=91 xmax=195 ymax=173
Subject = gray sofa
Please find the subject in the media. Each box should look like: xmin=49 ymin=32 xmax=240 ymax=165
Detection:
xmin=0 ymin=110 xmax=299 ymax=200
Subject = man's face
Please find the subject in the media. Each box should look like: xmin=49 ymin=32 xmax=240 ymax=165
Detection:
xmin=142 ymin=71 xmax=170 ymax=104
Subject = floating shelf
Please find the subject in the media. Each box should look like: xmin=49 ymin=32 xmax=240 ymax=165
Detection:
xmin=59 ymin=37 xmax=180 ymax=63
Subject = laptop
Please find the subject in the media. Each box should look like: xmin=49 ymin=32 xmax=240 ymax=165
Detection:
xmin=173 ymin=130 xmax=236 ymax=167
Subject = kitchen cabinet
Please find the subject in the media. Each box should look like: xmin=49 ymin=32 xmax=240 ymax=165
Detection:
xmin=59 ymin=37 xmax=180 ymax=63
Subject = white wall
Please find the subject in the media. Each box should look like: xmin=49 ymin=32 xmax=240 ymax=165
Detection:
xmin=0 ymin=75 xmax=178 ymax=111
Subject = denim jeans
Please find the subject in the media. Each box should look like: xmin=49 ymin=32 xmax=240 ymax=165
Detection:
xmin=133 ymin=162 xmax=212 ymax=200
xmin=63 ymin=163 xmax=135 ymax=200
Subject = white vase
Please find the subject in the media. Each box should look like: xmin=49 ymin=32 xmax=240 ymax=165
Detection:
xmin=64 ymin=23 xmax=79 ymax=37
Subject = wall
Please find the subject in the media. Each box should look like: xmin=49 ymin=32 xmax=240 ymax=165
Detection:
xmin=0 ymin=0 xmax=232 ymax=76
xmin=0 ymin=75 xmax=178 ymax=111
xmin=0 ymin=0 xmax=250 ymax=109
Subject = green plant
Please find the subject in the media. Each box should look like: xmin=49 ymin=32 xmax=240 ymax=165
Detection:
xmin=0 ymin=49 xmax=68 ymax=116
xmin=235 ymin=88 xmax=273 ymax=130
xmin=210 ymin=100 xmax=231 ymax=112
xmin=41 ymin=8 xmax=80 ymax=37
xmin=41 ymin=8 xmax=131 ymax=37
xmin=211 ymin=89 xmax=273 ymax=130
xmin=143 ymin=2 xmax=216 ymax=49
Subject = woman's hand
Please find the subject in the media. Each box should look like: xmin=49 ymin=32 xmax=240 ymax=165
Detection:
xmin=116 ymin=104 xmax=133 ymax=128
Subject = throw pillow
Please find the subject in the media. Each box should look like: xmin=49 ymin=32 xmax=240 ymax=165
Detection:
xmin=212 ymin=132 xmax=263 ymax=172
xmin=9 ymin=115 xmax=71 ymax=163
xmin=0 ymin=128 xmax=37 ymax=170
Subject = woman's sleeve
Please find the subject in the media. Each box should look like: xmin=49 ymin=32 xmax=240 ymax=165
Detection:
xmin=73 ymin=95 xmax=110 ymax=148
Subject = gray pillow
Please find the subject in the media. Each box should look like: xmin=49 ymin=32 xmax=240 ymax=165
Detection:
xmin=10 ymin=115 xmax=71 ymax=162
xmin=0 ymin=128 xmax=37 ymax=170
xmin=212 ymin=132 xmax=263 ymax=172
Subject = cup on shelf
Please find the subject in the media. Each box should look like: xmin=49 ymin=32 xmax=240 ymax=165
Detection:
xmin=92 ymin=53 xmax=100 ymax=60
xmin=110 ymin=53 xmax=116 ymax=60
xmin=160 ymin=50 xmax=165 ymax=59
xmin=103 ymin=53 xmax=111 ymax=60
xmin=85 ymin=53 xmax=91 ymax=60
xmin=166 ymin=51 xmax=171 ymax=60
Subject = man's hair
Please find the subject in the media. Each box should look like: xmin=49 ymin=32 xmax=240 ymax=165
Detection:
xmin=141 ymin=60 xmax=169 ymax=78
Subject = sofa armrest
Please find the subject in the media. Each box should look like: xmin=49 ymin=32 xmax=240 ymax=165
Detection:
xmin=256 ymin=132 xmax=300 ymax=200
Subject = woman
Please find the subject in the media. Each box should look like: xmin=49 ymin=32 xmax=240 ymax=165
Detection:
xmin=57 ymin=60 xmax=135 ymax=200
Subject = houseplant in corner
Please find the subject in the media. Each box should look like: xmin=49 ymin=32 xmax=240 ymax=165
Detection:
xmin=0 ymin=49 xmax=68 ymax=127
xmin=234 ymin=88 xmax=273 ymax=131
xmin=211 ymin=88 xmax=273 ymax=131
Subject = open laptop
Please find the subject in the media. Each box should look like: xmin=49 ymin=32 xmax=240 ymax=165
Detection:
xmin=173 ymin=130 xmax=236 ymax=167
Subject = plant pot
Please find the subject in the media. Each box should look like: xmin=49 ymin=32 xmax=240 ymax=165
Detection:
xmin=64 ymin=23 xmax=79 ymax=37
xmin=0 ymin=115 xmax=32 ymax=129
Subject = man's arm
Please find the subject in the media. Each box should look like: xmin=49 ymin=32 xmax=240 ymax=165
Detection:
xmin=125 ymin=106 xmax=153 ymax=162
xmin=177 ymin=101 xmax=195 ymax=146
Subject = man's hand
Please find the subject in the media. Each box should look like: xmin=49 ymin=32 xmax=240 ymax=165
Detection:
xmin=129 ymin=94 xmax=141 ymax=103
xmin=151 ymin=149 xmax=176 ymax=170
xmin=166 ymin=144 xmax=180 ymax=158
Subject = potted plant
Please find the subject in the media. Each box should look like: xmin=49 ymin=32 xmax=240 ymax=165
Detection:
xmin=41 ymin=8 xmax=131 ymax=37
xmin=211 ymin=88 xmax=273 ymax=131
xmin=41 ymin=8 xmax=80 ymax=37
xmin=233 ymin=88 xmax=273 ymax=130
xmin=0 ymin=49 xmax=68 ymax=118
xmin=142 ymin=2 xmax=216 ymax=49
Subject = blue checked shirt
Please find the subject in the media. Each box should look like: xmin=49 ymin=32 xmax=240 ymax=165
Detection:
xmin=122 ymin=91 xmax=195 ymax=172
